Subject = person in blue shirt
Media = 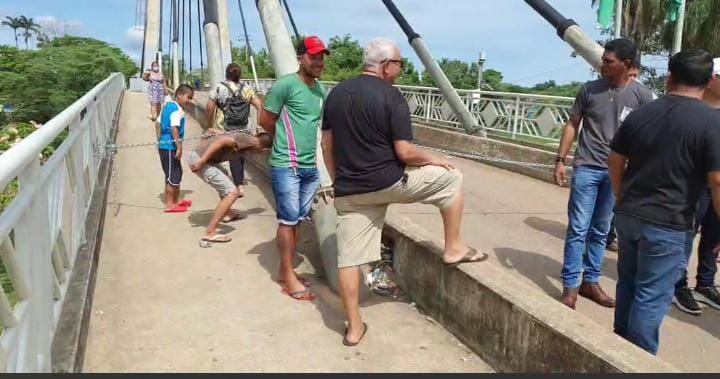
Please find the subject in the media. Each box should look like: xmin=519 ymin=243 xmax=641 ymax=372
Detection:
xmin=158 ymin=84 xmax=194 ymax=213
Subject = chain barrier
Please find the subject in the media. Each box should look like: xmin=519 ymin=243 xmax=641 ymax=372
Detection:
xmin=99 ymin=129 xmax=256 ymax=217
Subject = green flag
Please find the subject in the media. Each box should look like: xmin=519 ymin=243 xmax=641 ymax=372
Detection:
xmin=667 ymin=0 xmax=684 ymax=22
xmin=597 ymin=0 xmax=615 ymax=29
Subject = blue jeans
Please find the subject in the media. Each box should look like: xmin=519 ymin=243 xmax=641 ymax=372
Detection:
xmin=561 ymin=165 xmax=615 ymax=288
xmin=270 ymin=167 xmax=320 ymax=226
xmin=676 ymin=189 xmax=720 ymax=289
xmin=614 ymin=214 xmax=693 ymax=355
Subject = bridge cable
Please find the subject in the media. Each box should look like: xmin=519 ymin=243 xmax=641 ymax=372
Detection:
xmin=140 ymin=1 xmax=147 ymax=72
xmin=181 ymin=0 xmax=186 ymax=81
xmin=159 ymin=0 xmax=163 ymax=61
xmin=197 ymin=0 xmax=205 ymax=85
xmin=237 ymin=0 xmax=260 ymax=88
xmin=167 ymin=0 xmax=173 ymax=76
xmin=188 ymin=0 xmax=193 ymax=77
xmin=281 ymin=0 xmax=301 ymax=40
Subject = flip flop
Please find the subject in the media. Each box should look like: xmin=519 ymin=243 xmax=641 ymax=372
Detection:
xmin=277 ymin=276 xmax=312 ymax=287
xmin=164 ymin=204 xmax=188 ymax=213
xmin=343 ymin=322 xmax=369 ymax=347
xmin=281 ymin=287 xmax=316 ymax=301
xmin=202 ymin=234 xmax=232 ymax=243
xmin=178 ymin=199 xmax=193 ymax=207
xmin=444 ymin=247 xmax=488 ymax=267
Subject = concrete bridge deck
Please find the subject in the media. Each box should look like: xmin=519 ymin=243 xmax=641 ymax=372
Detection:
xmin=82 ymin=92 xmax=492 ymax=373
xmin=83 ymin=91 xmax=719 ymax=372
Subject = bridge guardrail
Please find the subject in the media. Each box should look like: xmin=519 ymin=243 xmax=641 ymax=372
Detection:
xmin=0 ymin=73 xmax=125 ymax=373
xmin=242 ymin=79 xmax=573 ymax=144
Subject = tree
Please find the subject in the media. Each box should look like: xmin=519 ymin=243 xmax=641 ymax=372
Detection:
xmin=1 ymin=16 xmax=22 ymax=49
xmin=0 ymin=36 xmax=136 ymax=123
xmin=17 ymin=16 xmax=40 ymax=50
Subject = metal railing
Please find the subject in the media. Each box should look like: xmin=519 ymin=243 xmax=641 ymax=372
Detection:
xmin=243 ymin=79 xmax=574 ymax=143
xmin=0 ymin=73 xmax=125 ymax=373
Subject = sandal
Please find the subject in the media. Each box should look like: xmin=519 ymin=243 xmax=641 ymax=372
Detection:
xmin=164 ymin=204 xmax=188 ymax=213
xmin=281 ymin=287 xmax=316 ymax=301
xmin=444 ymin=247 xmax=488 ymax=267
xmin=277 ymin=276 xmax=312 ymax=287
xmin=178 ymin=199 xmax=193 ymax=207
xmin=343 ymin=323 xmax=369 ymax=347
xmin=222 ymin=210 xmax=244 ymax=223
xmin=201 ymin=234 xmax=232 ymax=243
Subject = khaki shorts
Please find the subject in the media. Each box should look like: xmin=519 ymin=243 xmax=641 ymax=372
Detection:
xmin=187 ymin=151 xmax=237 ymax=198
xmin=335 ymin=165 xmax=463 ymax=268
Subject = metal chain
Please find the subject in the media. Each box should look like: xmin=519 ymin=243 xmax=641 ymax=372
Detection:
xmin=417 ymin=144 xmax=556 ymax=169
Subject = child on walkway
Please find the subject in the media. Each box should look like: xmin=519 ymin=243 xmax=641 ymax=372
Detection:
xmin=188 ymin=131 xmax=270 ymax=242
xmin=158 ymin=84 xmax=194 ymax=213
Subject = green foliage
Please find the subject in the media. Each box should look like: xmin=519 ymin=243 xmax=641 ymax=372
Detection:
xmin=231 ymin=45 xmax=277 ymax=80
xmin=0 ymin=37 xmax=137 ymax=124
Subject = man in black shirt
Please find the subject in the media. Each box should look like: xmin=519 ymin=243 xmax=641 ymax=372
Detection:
xmin=321 ymin=38 xmax=486 ymax=347
xmin=609 ymin=49 xmax=720 ymax=355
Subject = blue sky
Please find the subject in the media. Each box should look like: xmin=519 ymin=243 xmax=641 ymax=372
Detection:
xmin=0 ymin=0 xmax=620 ymax=85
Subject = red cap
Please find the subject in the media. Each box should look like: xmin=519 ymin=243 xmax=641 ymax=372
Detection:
xmin=296 ymin=36 xmax=330 ymax=56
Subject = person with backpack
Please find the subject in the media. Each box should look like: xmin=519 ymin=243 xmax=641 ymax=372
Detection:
xmin=206 ymin=63 xmax=263 ymax=198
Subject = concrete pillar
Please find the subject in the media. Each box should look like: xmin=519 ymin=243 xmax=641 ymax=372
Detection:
xmin=143 ymin=0 xmax=162 ymax=72
xmin=217 ymin=0 xmax=233 ymax=67
xmin=203 ymin=0 xmax=224 ymax=90
xmin=256 ymin=0 xmax=298 ymax=77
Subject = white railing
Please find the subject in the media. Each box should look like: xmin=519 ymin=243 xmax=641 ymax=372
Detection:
xmin=243 ymin=79 xmax=573 ymax=144
xmin=0 ymin=73 xmax=125 ymax=373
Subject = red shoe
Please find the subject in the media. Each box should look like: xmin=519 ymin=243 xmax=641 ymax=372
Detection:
xmin=178 ymin=199 xmax=193 ymax=207
xmin=164 ymin=204 xmax=189 ymax=213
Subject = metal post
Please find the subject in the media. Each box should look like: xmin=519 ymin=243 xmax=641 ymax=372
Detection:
xmin=381 ymin=0 xmax=485 ymax=137
xmin=614 ymin=0 xmax=623 ymax=38
xmin=172 ymin=0 xmax=180 ymax=89
xmin=217 ymin=0 xmax=233 ymax=67
xmin=524 ymin=0 xmax=604 ymax=70
xmin=203 ymin=0 xmax=224 ymax=90
xmin=672 ymin=0 xmax=686 ymax=55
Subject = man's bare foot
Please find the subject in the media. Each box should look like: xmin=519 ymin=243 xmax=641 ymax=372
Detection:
xmin=442 ymin=247 xmax=488 ymax=266
xmin=280 ymin=272 xmax=307 ymax=294
xmin=237 ymin=185 xmax=245 ymax=198
xmin=277 ymin=272 xmax=312 ymax=287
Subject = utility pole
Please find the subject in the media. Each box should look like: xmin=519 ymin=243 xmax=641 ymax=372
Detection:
xmin=672 ymin=0 xmax=686 ymax=55
xmin=614 ymin=0 xmax=623 ymax=38
xmin=477 ymin=51 xmax=486 ymax=90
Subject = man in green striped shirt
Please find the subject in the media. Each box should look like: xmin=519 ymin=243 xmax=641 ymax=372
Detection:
xmin=259 ymin=36 xmax=329 ymax=301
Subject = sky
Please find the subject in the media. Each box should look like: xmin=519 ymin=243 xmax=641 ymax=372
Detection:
xmin=0 ymin=0 xmax=626 ymax=86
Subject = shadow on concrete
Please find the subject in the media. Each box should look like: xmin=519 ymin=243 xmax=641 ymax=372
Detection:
xmin=187 ymin=209 xmax=236 ymax=235
xmin=524 ymin=216 xmax=567 ymax=241
xmin=494 ymin=247 xmax=620 ymax=298
xmin=156 ymin=189 xmax=194 ymax=205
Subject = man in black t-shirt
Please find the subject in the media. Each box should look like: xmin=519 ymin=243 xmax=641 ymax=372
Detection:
xmin=321 ymin=38 xmax=487 ymax=347
xmin=609 ymin=50 xmax=720 ymax=355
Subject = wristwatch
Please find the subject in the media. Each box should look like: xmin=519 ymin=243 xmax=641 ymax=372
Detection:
xmin=555 ymin=157 xmax=566 ymax=164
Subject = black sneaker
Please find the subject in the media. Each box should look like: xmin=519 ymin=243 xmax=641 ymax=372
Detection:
xmin=694 ymin=286 xmax=720 ymax=311
xmin=673 ymin=287 xmax=702 ymax=315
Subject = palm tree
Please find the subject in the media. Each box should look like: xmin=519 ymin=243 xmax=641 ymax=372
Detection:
xmin=592 ymin=0 xmax=720 ymax=56
xmin=17 ymin=16 xmax=40 ymax=51
xmin=1 ymin=16 xmax=22 ymax=49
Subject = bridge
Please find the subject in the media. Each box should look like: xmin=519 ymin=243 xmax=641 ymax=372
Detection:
xmin=1 ymin=0 xmax=718 ymax=374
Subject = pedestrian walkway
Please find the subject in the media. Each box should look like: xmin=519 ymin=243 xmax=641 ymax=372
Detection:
xmin=82 ymin=92 xmax=492 ymax=373
xmin=393 ymin=149 xmax=720 ymax=373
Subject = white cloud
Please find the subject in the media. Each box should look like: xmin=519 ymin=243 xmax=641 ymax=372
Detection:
xmin=124 ymin=26 xmax=144 ymax=62
xmin=36 ymin=16 xmax=84 ymax=38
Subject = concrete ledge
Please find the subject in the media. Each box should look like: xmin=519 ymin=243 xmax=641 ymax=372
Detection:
xmin=383 ymin=212 xmax=677 ymax=373
xmin=412 ymin=123 xmax=574 ymax=185
xmin=50 ymin=92 xmax=124 ymax=373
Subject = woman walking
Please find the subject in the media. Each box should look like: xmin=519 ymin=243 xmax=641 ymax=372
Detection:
xmin=143 ymin=61 xmax=167 ymax=122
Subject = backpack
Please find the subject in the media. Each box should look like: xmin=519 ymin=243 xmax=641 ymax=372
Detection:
xmin=219 ymin=82 xmax=250 ymax=128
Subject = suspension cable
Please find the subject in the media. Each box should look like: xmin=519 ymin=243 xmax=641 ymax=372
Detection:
xmin=181 ymin=0 xmax=186 ymax=81
xmin=282 ymin=0 xmax=300 ymax=40
xmin=197 ymin=0 xmax=204 ymax=85
xmin=189 ymin=0 xmax=193 ymax=76
xmin=238 ymin=0 xmax=259 ymax=88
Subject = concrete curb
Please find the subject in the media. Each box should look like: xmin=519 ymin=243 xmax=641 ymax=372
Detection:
xmin=50 ymin=91 xmax=124 ymax=373
xmin=383 ymin=212 xmax=678 ymax=373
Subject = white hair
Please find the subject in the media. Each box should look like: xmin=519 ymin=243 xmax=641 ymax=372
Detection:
xmin=363 ymin=37 xmax=399 ymax=68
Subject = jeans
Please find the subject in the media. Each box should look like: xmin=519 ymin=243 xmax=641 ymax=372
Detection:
xmin=675 ymin=189 xmax=720 ymax=289
xmin=270 ymin=167 xmax=320 ymax=226
xmin=614 ymin=214 xmax=693 ymax=355
xmin=561 ymin=165 xmax=615 ymax=288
